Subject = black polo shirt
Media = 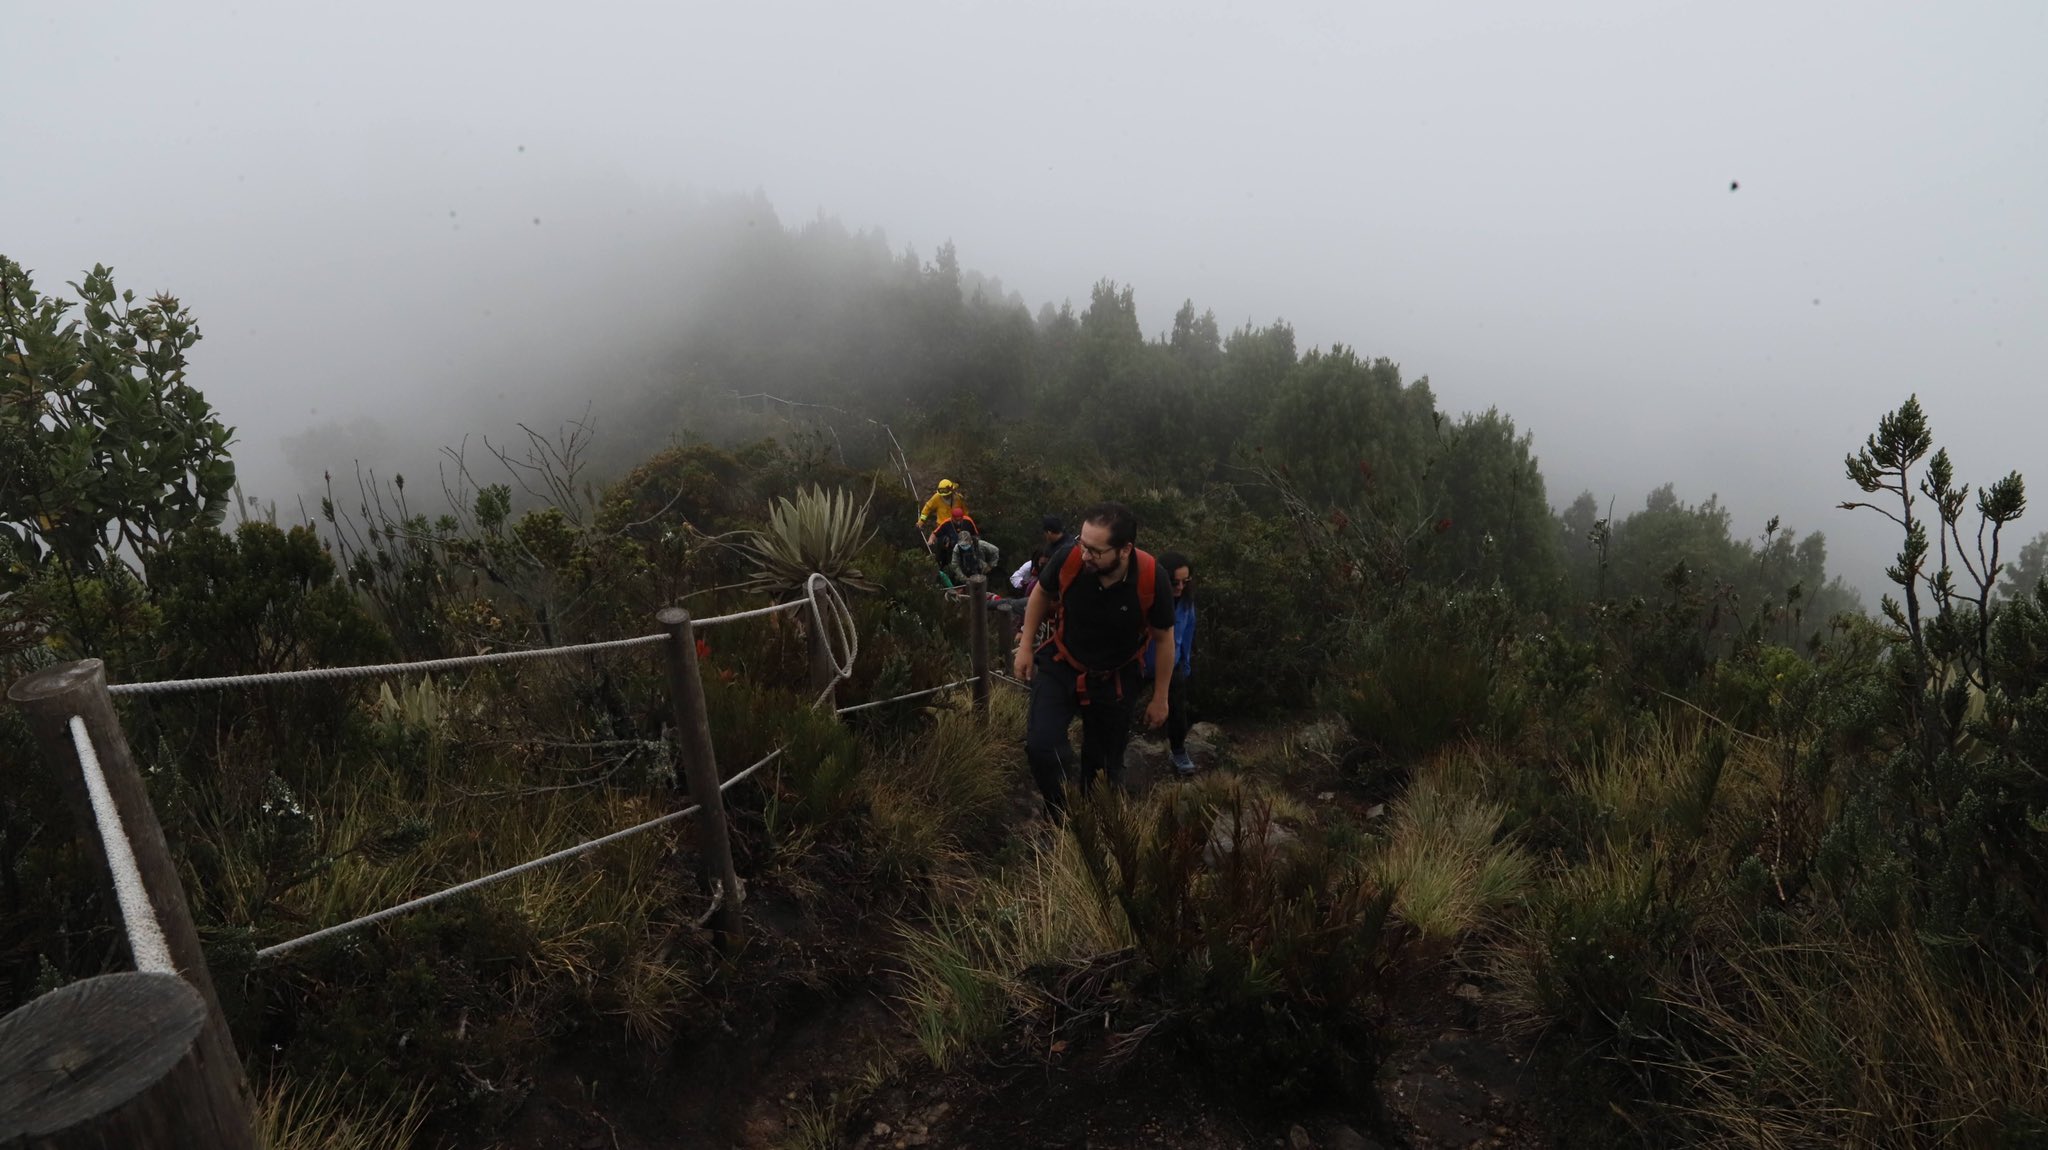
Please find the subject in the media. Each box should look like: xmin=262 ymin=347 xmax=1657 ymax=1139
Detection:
xmin=1041 ymin=542 xmax=1176 ymax=670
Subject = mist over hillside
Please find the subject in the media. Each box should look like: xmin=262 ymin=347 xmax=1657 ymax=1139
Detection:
xmin=8 ymin=6 xmax=2048 ymax=1146
xmin=7 ymin=3 xmax=2040 ymax=606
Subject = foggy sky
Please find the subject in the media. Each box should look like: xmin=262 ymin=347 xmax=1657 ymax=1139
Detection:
xmin=6 ymin=1 xmax=2044 ymax=601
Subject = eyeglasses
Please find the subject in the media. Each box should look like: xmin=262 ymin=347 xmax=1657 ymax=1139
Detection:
xmin=1078 ymin=541 xmax=1121 ymax=560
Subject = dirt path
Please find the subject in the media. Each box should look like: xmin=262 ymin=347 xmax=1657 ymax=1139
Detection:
xmin=483 ymin=714 xmax=1558 ymax=1149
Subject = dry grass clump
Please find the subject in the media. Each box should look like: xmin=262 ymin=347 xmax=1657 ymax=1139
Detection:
xmin=1653 ymin=925 xmax=2048 ymax=1149
xmin=863 ymin=696 xmax=1016 ymax=877
xmin=895 ymin=829 xmax=1130 ymax=1068
xmin=256 ymin=1073 xmax=432 ymax=1150
xmin=1368 ymin=743 xmax=1531 ymax=948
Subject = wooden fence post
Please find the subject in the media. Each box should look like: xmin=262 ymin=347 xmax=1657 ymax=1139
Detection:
xmin=807 ymin=597 xmax=837 ymax=713
xmin=7 ymin=660 xmax=254 ymax=1124
xmin=657 ymin=608 xmax=746 ymax=949
xmin=968 ymin=574 xmax=990 ymax=716
xmin=0 ymin=971 xmax=258 ymax=1149
xmin=996 ymin=601 xmax=1018 ymax=669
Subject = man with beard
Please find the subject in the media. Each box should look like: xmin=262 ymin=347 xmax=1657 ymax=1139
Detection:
xmin=1011 ymin=501 xmax=1175 ymax=819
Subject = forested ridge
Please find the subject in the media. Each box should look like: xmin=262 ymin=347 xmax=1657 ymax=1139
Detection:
xmin=4 ymin=208 xmax=2046 ymax=1148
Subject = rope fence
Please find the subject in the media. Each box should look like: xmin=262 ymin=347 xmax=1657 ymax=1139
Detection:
xmin=106 ymin=633 xmax=667 ymax=696
xmin=106 ymin=599 xmax=821 ymax=698
xmin=68 ymin=717 xmax=176 ymax=974
xmin=835 ymin=677 xmax=978 ymax=715
xmin=256 ymin=747 xmax=787 ymax=961
xmin=250 ymin=659 xmax=972 ymax=961
xmin=7 ymin=569 xmax=1002 ymax=1142
xmin=243 ymin=654 xmax=978 ymax=957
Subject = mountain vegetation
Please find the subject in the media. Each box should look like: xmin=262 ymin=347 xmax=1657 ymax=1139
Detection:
xmin=4 ymin=215 xmax=2043 ymax=1147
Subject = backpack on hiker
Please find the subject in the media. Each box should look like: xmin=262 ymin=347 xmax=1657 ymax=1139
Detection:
xmin=1037 ymin=544 xmax=1159 ymax=706
xmin=953 ymin=533 xmax=985 ymax=578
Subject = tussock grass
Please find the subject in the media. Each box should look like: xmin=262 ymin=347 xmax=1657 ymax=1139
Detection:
xmin=1656 ymin=926 xmax=2048 ymax=1148
xmin=1568 ymin=723 xmax=1744 ymax=845
xmin=1479 ymin=723 xmax=1728 ymax=1038
xmin=1369 ymin=745 xmax=1531 ymax=948
xmin=192 ymin=661 xmax=708 ymax=1119
xmin=601 ymin=952 xmax=699 ymax=1047
xmin=256 ymin=1073 xmax=432 ymax=1150
xmin=895 ymin=830 xmax=1130 ymax=1068
xmin=781 ymin=1047 xmax=902 ymax=1150
xmin=895 ymin=771 xmax=1411 ymax=1079
xmin=1467 ymin=712 xmax=2048 ymax=1145
xmin=864 ymin=701 xmax=1014 ymax=875
xmin=1485 ymin=838 xmax=1673 ymax=1036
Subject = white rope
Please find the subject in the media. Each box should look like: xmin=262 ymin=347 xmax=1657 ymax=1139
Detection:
xmin=834 ymin=677 xmax=979 ymax=715
xmin=689 ymin=599 xmax=807 ymax=629
xmin=68 ymin=717 xmax=176 ymax=974
xmin=256 ymin=747 xmax=784 ymax=961
xmin=107 ymin=600 xmax=812 ymax=697
xmin=804 ymin=573 xmax=860 ymax=709
xmin=109 ymin=632 xmax=670 ymax=696
xmin=716 ymin=745 xmax=783 ymax=792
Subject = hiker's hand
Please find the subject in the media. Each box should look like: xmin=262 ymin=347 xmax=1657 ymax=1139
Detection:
xmin=1144 ymin=694 xmax=1169 ymax=730
xmin=1013 ymin=647 xmax=1033 ymax=682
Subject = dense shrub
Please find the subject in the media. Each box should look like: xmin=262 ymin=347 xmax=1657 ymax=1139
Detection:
xmin=1068 ymin=779 xmax=1410 ymax=1112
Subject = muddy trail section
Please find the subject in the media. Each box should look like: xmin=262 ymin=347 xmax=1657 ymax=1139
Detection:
xmin=472 ymin=722 xmax=1560 ymax=1150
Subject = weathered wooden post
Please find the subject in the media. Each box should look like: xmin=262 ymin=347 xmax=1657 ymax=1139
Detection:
xmin=0 ymin=971 xmax=258 ymax=1149
xmin=968 ymin=574 xmax=991 ymax=716
xmin=807 ymin=595 xmax=838 ymax=713
xmin=8 ymin=660 xmax=253 ymax=1123
xmin=657 ymin=608 xmax=746 ymax=949
xmin=995 ymin=597 xmax=1018 ymax=670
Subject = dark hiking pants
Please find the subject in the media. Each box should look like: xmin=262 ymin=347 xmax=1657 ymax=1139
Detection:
xmin=1023 ymin=652 xmax=1141 ymax=818
xmin=1165 ymin=668 xmax=1191 ymax=753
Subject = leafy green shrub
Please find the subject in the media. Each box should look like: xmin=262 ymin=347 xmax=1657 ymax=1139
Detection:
xmin=1326 ymin=584 xmax=1516 ymax=767
xmin=1 ymin=256 xmax=236 ymax=621
xmin=1509 ymin=846 xmax=1695 ymax=1051
xmin=1068 ymin=779 xmax=1410 ymax=1112
xmin=698 ymin=674 xmax=865 ymax=834
xmin=1824 ymin=396 xmax=2048 ymax=976
xmin=1151 ymin=489 xmax=1339 ymax=717
xmin=149 ymin=520 xmax=392 ymax=680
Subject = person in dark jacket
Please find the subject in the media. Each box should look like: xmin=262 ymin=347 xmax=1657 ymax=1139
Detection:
xmin=944 ymin=513 xmax=1001 ymax=585
xmin=1011 ymin=501 xmax=1175 ymax=818
xmin=1142 ymin=552 xmax=1198 ymax=775
xmin=1041 ymin=515 xmax=1074 ymax=555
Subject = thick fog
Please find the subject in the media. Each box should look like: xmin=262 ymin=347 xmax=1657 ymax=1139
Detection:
xmin=6 ymin=1 xmax=2043 ymax=601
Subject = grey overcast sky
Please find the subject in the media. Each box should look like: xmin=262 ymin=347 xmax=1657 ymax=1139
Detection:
xmin=5 ymin=0 xmax=2044 ymax=598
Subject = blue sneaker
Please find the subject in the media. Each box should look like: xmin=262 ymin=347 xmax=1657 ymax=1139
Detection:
xmin=1169 ymin=748 xmax=1197 ymax=776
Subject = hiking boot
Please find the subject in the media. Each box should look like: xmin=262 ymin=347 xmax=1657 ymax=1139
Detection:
xmin=1170 ymin=748 xmax=1197 ymax=776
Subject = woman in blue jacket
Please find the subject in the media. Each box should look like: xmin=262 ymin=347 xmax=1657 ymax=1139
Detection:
xmin=1145 ymin=551 xmax=1198 ymax=776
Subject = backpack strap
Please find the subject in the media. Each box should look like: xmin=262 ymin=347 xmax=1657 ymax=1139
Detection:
xmin=1131 ymin=548 xmax=1157 ymax=619
xmin=1057 ymin=541 xmax=1085 ymax=589
xmin=1040 ymin=544 xmax=1161 ymax=706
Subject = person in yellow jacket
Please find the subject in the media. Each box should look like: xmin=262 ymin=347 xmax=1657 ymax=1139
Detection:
xmin=916 ymin=479 xmax=969 ymax=571
xmin=916 ymin=479 xmax=969 ymax=541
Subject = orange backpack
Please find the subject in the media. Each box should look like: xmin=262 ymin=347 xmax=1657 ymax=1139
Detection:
xmin=1039 ymin=544 xmax=1159 ymax=703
